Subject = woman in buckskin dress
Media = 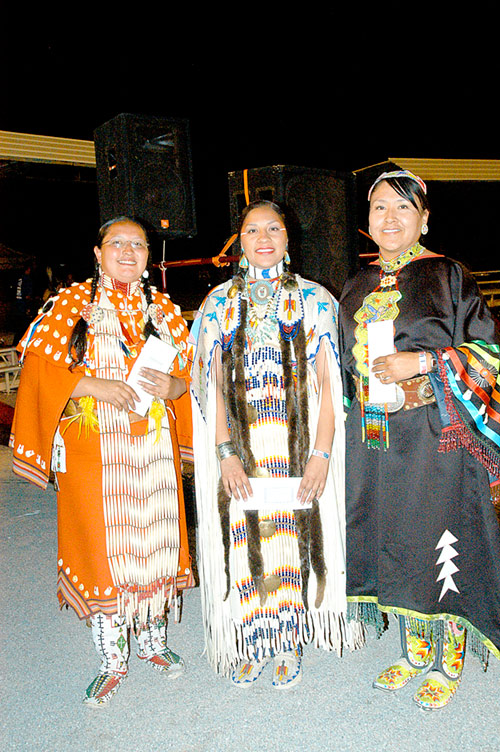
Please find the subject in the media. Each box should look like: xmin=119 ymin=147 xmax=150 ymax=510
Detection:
xmin=191 ymin=200 xmax=362 ymax=689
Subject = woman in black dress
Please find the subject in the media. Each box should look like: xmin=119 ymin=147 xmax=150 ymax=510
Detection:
xmin=340 ymin=169 xmax=500 ymax=710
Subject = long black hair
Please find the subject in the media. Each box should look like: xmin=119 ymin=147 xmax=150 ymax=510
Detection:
xmin=68 ymin=216 xmax=158 ymax=370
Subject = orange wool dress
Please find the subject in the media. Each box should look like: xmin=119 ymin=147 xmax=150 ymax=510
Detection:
xmin=11 ymin=276 xmax=194 ymax=625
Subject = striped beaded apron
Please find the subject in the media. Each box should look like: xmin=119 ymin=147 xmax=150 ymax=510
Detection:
xmin=92 ymin=288 xmax=181 ymax=626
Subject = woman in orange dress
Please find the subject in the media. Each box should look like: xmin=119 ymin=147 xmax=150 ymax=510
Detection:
xmin=11 ymin=217 xmax=194 ymax=706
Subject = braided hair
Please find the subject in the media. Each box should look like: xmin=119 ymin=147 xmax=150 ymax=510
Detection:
xmin=68 ymin=216 xmax=157 ymax=370
xmin=68 ymin=261 xmax=100 ymax=370
xmin=141 ymin=267 xmax=158 ymax=341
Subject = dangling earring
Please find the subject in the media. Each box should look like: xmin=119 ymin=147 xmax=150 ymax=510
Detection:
xmin=142 ymin=269 xmax=149 ymax=279
xmin=239 ymin=255 xmax=249 ymax=269
xmin=284 ymin=247 xmax=291 ymax=265
xmin=421 ymin=223 xmax=428 ymax=235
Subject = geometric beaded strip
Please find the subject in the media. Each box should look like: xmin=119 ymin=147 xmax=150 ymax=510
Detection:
xmin=93 ymin=288 xmax=181 ymax=627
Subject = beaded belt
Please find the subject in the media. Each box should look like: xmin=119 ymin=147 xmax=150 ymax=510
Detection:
xmin=353 ymin=374 xmax=435 ymax=413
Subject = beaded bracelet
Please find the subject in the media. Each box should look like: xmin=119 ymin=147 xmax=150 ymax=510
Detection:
xmin=311 ymin=448 xmax=330 ymax=460
xmin=418 ymin=351 xmax=438 ymax=375
xmin=216 ymin=441 xmax=238 ymax=461
xmin=418 ymin=351 xmax=429 ymax=375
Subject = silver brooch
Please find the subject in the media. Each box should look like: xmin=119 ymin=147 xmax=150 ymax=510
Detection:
xmin=250 ymin=280 xmax=274 ymax=305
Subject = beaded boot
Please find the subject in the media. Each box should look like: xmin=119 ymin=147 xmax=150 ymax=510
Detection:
xmin=84 ymin=613 xmax=129 ymax=707
xmin=136 ymin=617 xmax=185 ymax=677
xmin=414 ymin=620 xmax=466 ymax=710
xmin=373 ymin=615 xmax=435 ymax=691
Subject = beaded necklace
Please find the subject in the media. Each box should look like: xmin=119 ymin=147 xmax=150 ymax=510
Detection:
xmin=245 ymin=262 xmax=283 ymax=345
xmin=352 ymin=242 xmax=426 ymax=449
xmin=100 ymin=273 xmax=142 ymax=297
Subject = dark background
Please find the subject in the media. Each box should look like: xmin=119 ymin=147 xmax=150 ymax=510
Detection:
xmin=1 ymin=6 xmax=499 ymax=317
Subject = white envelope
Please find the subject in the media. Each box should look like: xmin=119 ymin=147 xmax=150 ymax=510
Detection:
xmin=126 ymin=335 xmax=179 ymax=416
xmin=235 ymin=477 xmax=311 ymax=510
xmin=367 ymin=320 xmax=396 ymax=403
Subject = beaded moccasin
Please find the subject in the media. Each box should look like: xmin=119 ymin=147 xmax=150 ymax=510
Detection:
xmin=272 ymin=648 xmax=302 ymax=690
xmin=83 ymin=671 xmax=128 ymax=707
xmin=138 ymin=646 xmax=185 ymax=677
xmin=231 ymin=656 xmax=271 ymax=687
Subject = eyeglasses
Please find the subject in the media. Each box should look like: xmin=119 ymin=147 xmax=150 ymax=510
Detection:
xmin=102 ymin=239 xmax=149 ymax=251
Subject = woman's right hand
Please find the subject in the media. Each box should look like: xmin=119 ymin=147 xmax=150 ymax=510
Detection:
xmin=71 ymin=375 xmax=139 ymax=412
xmin=220 ymin=455 xmax=253 ymax=500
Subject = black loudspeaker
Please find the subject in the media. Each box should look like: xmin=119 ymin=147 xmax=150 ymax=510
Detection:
xmin=94 ymin=113 xmax=196 ymax=238
xmin=228 ymin=165 xmax=359 ymax=298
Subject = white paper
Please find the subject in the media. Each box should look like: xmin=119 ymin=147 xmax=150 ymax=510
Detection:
xmin=126 ymin=335 xmax=179 ymax=416
xmin=235 ymin=477 xmax=311 ymax=510
xmin=367 ymin=320 xmax=396 ymax=403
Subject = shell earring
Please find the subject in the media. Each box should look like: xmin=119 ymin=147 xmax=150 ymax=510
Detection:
xmin=284 ymin=250 xmax=291 ymax=265
xmin=421 ymin=223 xmax=429 ymax=235
xmin=239 ymin=254 xmax=249 ymax=269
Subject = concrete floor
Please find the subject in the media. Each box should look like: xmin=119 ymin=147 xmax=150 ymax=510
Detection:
xmin=1 ymin=444 xmax=500 ymax=752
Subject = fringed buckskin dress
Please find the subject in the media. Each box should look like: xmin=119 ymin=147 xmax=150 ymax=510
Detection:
xmin=191 ymin=271 xmax=362 ymax=676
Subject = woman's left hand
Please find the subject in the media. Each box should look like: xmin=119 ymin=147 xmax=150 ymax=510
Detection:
xmin=297 ymin=455 xmax=329 ymax=505
xmin=372 ymin=351 xmax=421 ymax=384
xmin=138 ymin=368 xmax=187 ymax=401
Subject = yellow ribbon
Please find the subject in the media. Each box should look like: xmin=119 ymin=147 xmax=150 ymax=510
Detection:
xmin=149 ymin=398 xmax=166 ymax=444
xmin=61 ymin=396 xmax=99 ymax=438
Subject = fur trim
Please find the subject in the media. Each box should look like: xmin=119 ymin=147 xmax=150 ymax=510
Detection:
xmin=281 ymin=326 xmax=311 ymax=608
xmin=220 ymin=280 xmax=265 ymax=602
xmin=282 ymin=323 xmax=326 ymax=608
xmin=217 ymin=479 xmax=232 ymax=600
xmin=310 ymin=497 xmax=326 ymax=607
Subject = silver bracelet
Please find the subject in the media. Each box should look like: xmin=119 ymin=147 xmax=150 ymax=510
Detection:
xmin=216 ymin=441 xmax=237 ymax=461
